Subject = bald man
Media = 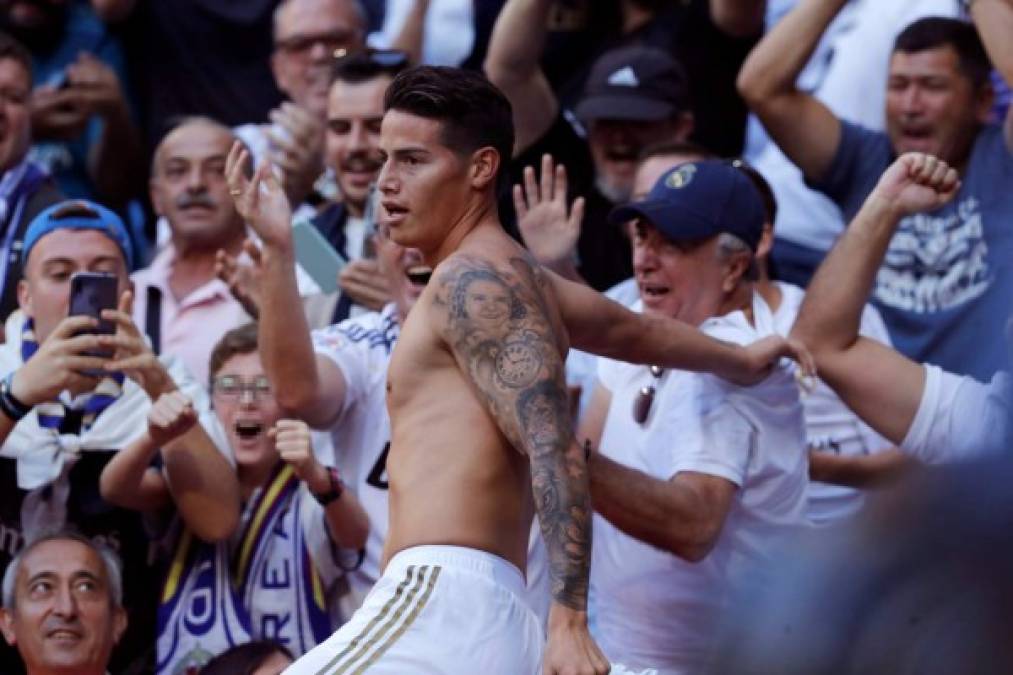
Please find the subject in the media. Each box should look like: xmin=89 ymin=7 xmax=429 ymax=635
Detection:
xmin=132 ymin=117 xmax=252 ymax=383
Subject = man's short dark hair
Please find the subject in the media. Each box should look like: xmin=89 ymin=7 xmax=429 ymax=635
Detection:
xmin=384 ymin=66 xmax=514 ymax=182
xmin=208 ymin=322 xmax=259 ymax=389
xmin=333 ymin=48 xmax=410 ymax=85
xmin=893 ymin=17 xmax=991 ymax=90
xmin=200 ymin=640 xmax=294 ymax=675
xmin=0 ymin=31 xmax=33 ymax=86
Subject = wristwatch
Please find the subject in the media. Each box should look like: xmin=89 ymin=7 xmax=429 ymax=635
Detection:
xmin=312 ymin=466 xmax=345 ymax=506
xmin=0 ymin=372 xmax=32 ymax=422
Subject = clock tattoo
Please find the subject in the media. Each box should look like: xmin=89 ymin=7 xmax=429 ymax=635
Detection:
xmin=495 ymin=340 xmax=542 ymax=388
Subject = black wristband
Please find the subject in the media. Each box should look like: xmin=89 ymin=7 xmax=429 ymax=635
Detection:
xmin=312 ymin=466 xmax=344 ymax=506
xmin=0 ymin=374 xmax=32 ymax=422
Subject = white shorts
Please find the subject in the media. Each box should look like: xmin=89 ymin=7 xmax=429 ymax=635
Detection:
xmin=286 ymin=545 xmax=544 ymax=674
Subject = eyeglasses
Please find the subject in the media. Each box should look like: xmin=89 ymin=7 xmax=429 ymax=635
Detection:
xmin=633 ymin=365 xmax=664 ymax=425
xmin=212 ymin=375 xmax=272 ymax=400
xmin=275 ymin=29 xmax=358 ymax=56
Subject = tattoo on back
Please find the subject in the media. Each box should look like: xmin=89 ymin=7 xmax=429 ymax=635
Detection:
xmin=435 ymin=254 xmax=591 ymax=610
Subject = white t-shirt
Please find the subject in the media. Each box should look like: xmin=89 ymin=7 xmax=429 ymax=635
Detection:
xmin=745 ymin=0 xmax=959 ymax=252
xmin=311 ymin=303 xmax=400 ymax=606
xmin=368 ymin=0 xmax=475 ymax=66
xmin=770 ymin=282 xmax=893 ymax=523
xmin=902 ymin=364 xmax=1010 ymax=464
xmin=590 ymin=294 xmax=810 ymax=673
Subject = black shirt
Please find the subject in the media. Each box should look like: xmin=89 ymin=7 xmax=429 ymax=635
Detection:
xmin=116 ymin=0 xmax=284 ymax=150
xmin=505 ymin=114 xmax=633 ymax=293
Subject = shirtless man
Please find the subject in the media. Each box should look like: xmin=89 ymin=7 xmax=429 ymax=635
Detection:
xmin=227 ymin=66 xmax=809 ymax=675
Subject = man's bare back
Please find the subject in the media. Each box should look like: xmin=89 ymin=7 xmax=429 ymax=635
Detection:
xmin=384 ymin=224 xmax=570 ymax=575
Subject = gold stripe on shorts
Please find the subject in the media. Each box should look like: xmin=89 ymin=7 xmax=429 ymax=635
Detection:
xmin=312 ymin=565 xmax=419 ymax=675
xmin=332 ymin=565 xmax=439 ymax=674
xmin=348 ymin=565 xmax=442 ymax=675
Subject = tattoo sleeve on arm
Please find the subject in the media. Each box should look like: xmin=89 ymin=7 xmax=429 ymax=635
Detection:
xmin=435 ymin=254 xmax=591 ymax=610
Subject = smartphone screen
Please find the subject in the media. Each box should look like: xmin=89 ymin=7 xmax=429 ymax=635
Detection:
xmin=68 ymin=272 xmax=118 ymax=337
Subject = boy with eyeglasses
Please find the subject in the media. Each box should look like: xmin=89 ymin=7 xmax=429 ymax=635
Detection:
xmin=100 ymin=322 xmax=369 ymax=674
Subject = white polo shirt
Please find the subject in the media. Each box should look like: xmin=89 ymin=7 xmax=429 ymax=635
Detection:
xmin=590 ymin=293 xmax=809 ymax=673
xmin=770 ymin=282 xmax=893 ymax=524
xmin=902 ymin=364 xmax=1010 ymax=464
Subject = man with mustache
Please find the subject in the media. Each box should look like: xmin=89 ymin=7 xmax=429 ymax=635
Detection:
xmin=131 ymin=117 xmax=252 ymax=384
xmin=0 ymin=532 xmax=127 ymax=675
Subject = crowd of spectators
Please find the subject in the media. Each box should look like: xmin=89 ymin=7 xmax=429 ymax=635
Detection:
xmin=0 ymin=1 xmax=1010 ymax=674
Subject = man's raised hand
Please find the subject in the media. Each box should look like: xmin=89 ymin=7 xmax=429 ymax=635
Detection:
xmin=515 ymin=154 xmax=585 ymax=268
xmin=871 ymin=152 xmax=960 ymax=217
xmin=225 ymin=141 xmax=294 ymax=251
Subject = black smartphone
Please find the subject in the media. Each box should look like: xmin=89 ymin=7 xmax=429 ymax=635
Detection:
xmin=68 ymin=272 xmax=118 ymax=360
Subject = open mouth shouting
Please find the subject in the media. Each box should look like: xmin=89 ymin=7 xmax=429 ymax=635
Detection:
xmin=234 ymin=417 xmax=265 ymax=442
xmin=405 ymin=264 xmax=432 ymax=287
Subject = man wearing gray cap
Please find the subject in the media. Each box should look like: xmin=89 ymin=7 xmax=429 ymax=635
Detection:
xmin=577 ymin=160 xmax=810 ymax=673
xmin=487 ymin=39 xmax=694 ymax=291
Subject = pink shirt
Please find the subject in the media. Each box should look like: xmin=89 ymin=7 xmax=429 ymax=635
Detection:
xmin=132 ymin=245 xmax=251 ymax=386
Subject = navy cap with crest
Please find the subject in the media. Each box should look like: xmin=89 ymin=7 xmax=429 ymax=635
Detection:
xmin=608 ymin=161 xmax=766 ymax=250
xmin=574 ymin=45 xmax=690 ymax=123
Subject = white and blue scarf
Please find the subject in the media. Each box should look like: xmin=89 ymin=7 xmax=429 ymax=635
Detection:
xmin=156 ymin=462 xmax=338 ymax=672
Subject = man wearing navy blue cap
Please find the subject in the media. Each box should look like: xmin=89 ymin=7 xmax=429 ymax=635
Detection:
xmin=575 ymin=160 xmax=810 ymax=672
xmin=0 ymin=199 xmax=240 ymax=673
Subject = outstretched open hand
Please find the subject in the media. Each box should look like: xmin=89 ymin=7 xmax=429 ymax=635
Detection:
xmin=225 ymin=141 xmax=294 ymax=250
xmin=514 ymin=154 xmax=584 ymax=267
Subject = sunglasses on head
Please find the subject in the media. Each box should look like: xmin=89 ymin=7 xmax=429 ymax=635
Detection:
xmin=333 ymin=48 xmax=410 ymax=73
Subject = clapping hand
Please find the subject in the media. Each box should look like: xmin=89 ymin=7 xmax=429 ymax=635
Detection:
xmin=266 ymin=102 xmax=326 ymax=207
xmin=215 ymin=239 xmax=266 ymax=319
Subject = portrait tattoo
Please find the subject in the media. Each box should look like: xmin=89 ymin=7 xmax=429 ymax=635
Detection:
xmin=437 ymin=255 xmax=591 ymax=610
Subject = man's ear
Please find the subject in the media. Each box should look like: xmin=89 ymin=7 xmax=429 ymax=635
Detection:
xmin=111 ymin=606 xmax=128 ymax=644
xmin=755 ymin=224 xmax=775 ymax=262
xmin=470 ymin=147 xmax=501 ymax=190
xmin=722 ymin=250 xmax=752 ymax=293
xmin=974 ymin=82 xmax=996 ymax=125
xmin=16 ymin=278 xmax=32 ymax=317
xmin=270 ymin=52 xmax=291 ymax=100
xmin=0 ymin=607 xmax=17 ymax=647
xmin=149 ymin=178 xmax=166 ymax=218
